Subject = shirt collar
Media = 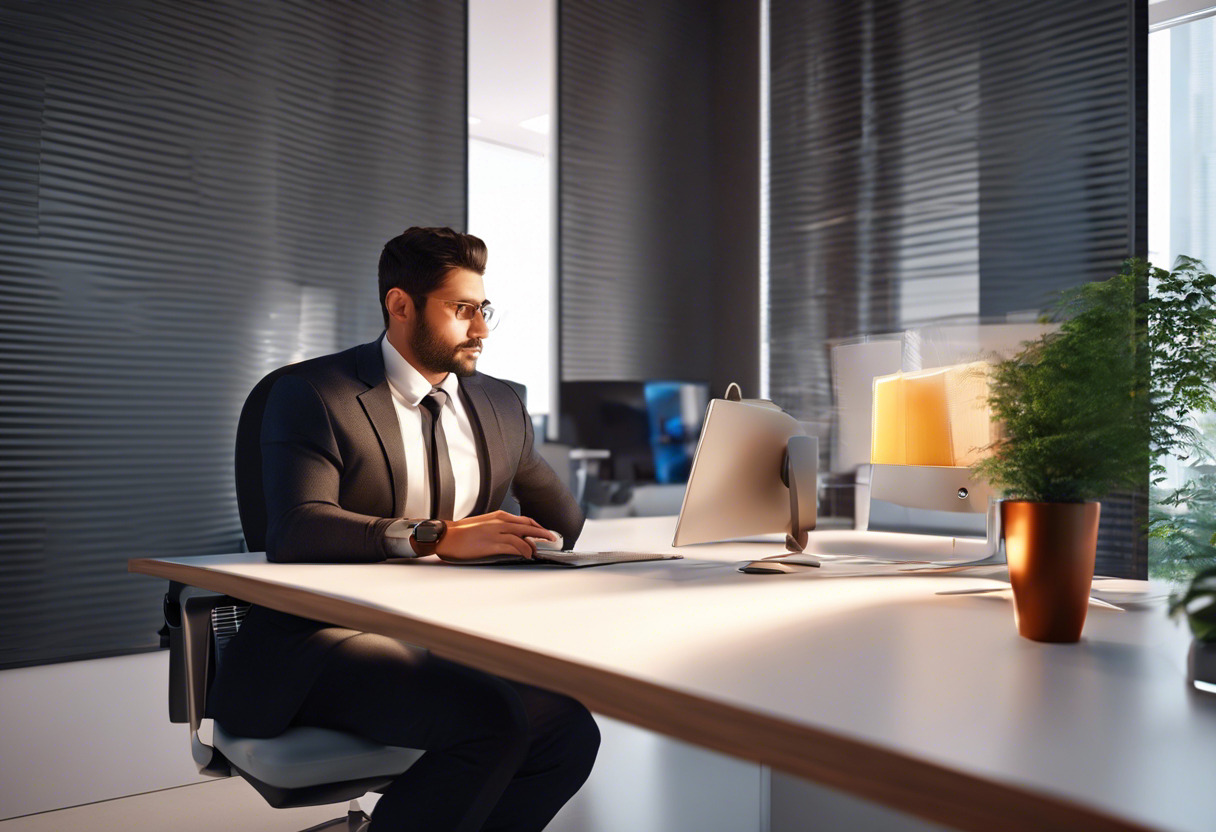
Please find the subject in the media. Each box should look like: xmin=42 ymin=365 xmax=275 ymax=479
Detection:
xmin=381 ymin=333 xmax=460 ymax=407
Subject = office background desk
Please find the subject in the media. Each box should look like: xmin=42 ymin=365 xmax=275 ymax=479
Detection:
xmin=130 ymin=516 xmax=1215 ymax=832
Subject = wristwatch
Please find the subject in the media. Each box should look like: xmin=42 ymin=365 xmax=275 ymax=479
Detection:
xmin=409 ymin=519 xmax=447 ymax=557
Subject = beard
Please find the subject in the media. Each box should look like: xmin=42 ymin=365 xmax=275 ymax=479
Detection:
xmin=411 ymin=315 xmax=482 ymax=378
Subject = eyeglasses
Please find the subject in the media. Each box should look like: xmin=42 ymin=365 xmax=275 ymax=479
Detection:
xmin=424 ymin=297 xmax=499 ymax=330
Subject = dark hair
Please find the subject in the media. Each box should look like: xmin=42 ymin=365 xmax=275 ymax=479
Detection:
xmin=378 ymin=226 xmax=488 ymax=327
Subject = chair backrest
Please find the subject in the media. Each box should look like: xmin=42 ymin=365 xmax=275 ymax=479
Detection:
xmin=175 ymin=585 xmax=240 ymax=777
xmin=235 ymin=365 xmax=296 ymax=552
xmin=167 ymin=361 xmax=428 ymax=809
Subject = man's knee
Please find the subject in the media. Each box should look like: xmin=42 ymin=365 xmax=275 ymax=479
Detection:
xmin=554 ymin=700 xmax=601 ymax=781
xmin=573 ymin=705 xmax=601 ymax=773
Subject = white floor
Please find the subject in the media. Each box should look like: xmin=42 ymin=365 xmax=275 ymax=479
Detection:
xmin=0 ymin=760 xmax=954 ymax=832
xmin=0 ymin=713 xmax=768 ymax=832
xmin=0 ymin=777 xmax=345 ymax=832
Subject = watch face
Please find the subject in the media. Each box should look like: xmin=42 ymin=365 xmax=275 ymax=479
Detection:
xmin=414 ymin=520 xmax=443 ymax=543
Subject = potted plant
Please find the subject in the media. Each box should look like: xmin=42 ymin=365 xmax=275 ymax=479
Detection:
xmin=974 ymin=257 xmax=1216 ymax=642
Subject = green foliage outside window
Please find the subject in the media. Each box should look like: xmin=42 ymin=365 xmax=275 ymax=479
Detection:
xmin=1151 ymin=408 xmax=1216 ymax=582
xmin=1147 ymin=260 xmax=1216 ymax=583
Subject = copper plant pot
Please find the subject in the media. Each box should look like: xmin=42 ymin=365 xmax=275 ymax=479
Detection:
xmin=1001 ymin=501 xmax=1101 ymax=643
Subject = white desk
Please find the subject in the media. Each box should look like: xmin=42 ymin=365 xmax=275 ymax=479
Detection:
xmin=130 ymin=516 xmax=1215 ymax=832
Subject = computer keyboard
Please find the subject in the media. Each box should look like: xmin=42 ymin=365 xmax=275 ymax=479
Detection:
xmin=454 ymin=551 xmax=682 ymax=567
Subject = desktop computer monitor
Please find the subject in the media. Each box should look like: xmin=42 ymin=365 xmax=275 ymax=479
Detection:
xmin=672 ymin=386 xmax=817 ymax=551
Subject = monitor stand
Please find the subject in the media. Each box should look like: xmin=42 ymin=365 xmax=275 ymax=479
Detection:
xmin=782 ymin=435 xmax=818 ymax=552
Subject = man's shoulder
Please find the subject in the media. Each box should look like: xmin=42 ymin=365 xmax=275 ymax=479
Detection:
xmin=273 ymin=342 xmax=372 ymax=388
xmin=462 ymin=371 xmax=527 ymax=411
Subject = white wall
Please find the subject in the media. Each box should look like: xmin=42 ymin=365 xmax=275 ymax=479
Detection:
xmin=550 ymin=715 xmax=765 ymax=832
xmin=0 ymin=651 xmax=207 ymax=820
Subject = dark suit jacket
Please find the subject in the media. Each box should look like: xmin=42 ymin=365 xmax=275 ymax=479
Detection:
xmin=208 ymin=337 xmax=584 ymax=737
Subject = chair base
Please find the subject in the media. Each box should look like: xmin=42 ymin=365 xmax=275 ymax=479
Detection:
xmin=230 ymin=761 xmax=393 ymax=810
xmin=299 ymin=808 xmax=370 ymax=832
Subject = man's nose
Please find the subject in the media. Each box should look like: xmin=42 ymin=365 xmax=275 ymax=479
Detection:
xmin=469 ymin=312 xmax=490 ymax=338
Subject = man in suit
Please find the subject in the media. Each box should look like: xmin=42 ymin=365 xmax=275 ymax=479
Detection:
xmin=209 ymin=227 xmax=599 ymax=832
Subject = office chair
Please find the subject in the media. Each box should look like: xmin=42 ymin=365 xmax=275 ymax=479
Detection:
xmin=164 ymin=364 xmax=425 ymax=831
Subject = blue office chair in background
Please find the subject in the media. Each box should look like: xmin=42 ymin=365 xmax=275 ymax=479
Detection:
xmin=163 ymin=364 xmax=424 ymax=831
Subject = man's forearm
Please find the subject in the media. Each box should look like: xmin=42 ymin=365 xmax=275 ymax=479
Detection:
xmin=266 ymin=503 xmax=396 ymax=562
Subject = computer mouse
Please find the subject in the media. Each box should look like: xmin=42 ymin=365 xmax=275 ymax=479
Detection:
xmin=526 ymin=533 xmax=564 ymax=552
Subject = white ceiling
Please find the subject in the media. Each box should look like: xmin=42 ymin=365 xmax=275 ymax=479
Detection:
xmin=468 ymin=0 xmax=554 ymax=156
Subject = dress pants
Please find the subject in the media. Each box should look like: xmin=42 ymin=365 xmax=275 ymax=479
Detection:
xmin=294 ymin=632 xmax=601 ymax=832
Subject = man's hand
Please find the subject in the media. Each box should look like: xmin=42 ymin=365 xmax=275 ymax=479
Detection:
xmin=435 ymin=510 xmax=558 ymax=562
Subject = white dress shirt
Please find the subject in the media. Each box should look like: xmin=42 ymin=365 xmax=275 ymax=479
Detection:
xmin=381 ymin=335 xmax=481 ymax=521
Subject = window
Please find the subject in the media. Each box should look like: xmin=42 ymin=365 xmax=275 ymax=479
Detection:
xmin=1149 ymin=1 xmax=1216 ymax=581
xmin=1149 ymin=6 xmax=1216 ymax=268
xmin=467 ymin=0 xmax=556 ymax=418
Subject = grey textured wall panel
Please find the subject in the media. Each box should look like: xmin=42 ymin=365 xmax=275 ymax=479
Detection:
xmin=978 ymin=1 xmax=1143 ymax=316
xmin=559 ymin=0 xmax=715 ymax=382
xmin=0 ymin=0 xmax=467 ymax=668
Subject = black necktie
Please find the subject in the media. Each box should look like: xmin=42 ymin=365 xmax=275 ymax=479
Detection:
xmin=420 ymin=390 xmax=456 ymax=520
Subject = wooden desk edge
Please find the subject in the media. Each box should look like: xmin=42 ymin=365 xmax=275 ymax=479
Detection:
xmin=129 ymin=557 xmax=1158 ymax=832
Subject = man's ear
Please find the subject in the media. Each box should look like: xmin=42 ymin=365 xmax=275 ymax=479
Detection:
xmin=384 ymin=288 xmax=414 ymax=325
